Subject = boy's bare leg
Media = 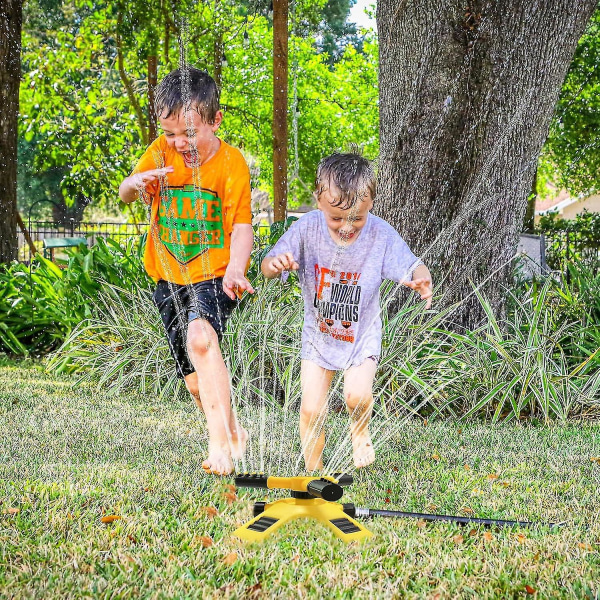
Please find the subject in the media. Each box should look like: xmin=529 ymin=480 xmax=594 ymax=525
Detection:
xmin=300 ymin=360 xmax=334 ymax=471
xmin=185 ymin=318 xmax=248 ymax=475
xmin=344 ymin=359 xmax=377 ymax=468
xmin=185 ymin=371 xmax=245 ymax=447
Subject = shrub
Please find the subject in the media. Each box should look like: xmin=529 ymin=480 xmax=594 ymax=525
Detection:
xmin=51 ymin=276 xmax=599 ymax=421
xmin=0 ymin=237 xmax=151 ymax=356
xmin=537 ymin=210 xmax=600 ymax=272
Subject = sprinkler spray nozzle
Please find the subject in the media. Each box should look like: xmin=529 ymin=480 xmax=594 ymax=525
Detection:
xmin=234 ymin=472 xmax=352 ymax=500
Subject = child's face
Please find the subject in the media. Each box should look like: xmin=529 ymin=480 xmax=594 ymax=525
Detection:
xmin=317 ymin=185 xmax=373 ymax=245
xmin=158 ymin=107 xmax=222 ymax=167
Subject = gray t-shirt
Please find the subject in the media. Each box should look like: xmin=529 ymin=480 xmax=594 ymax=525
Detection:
xmin=267 ymin=210 xmax=421 ymax=371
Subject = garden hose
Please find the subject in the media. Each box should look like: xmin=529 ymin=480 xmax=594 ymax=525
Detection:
xmin=343 ymin=504 xmax=566 ymax=529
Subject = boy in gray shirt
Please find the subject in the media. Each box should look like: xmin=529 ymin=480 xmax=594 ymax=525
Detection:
xmin=262 ymin=152 xmax=433 ymax=471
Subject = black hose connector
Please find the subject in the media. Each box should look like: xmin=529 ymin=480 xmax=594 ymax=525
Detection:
xmin=306 ymin=478 xmax=344 ymax=501
xmin=235 ymin=473 xmax=270 ymax=489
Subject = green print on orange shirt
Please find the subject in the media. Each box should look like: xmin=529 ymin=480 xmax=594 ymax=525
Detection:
xmin=158 ymin=185 xmax=225 ymax=264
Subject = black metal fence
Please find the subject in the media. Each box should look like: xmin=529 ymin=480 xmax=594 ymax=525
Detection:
xmin=543 ymin=230 xmax=600 ymax=277
xmin=18 ymin=221 xmax=148 ymax=261
xmin=18 ymin=220 xmax=273 ymax=262
xmin=19 ymin=221 xmax=598 ymax=277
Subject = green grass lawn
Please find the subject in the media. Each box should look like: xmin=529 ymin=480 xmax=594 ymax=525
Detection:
xmin=1 ymin=358 xmax=599 ymax=599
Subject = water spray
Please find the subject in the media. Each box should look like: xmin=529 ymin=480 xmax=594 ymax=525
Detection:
xmin=233 ymin=473 xmax=565 ymax=543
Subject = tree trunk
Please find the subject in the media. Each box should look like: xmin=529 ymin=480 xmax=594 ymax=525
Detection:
xmin=523 ymin=169 xmax=537 ymax=233
xmin=377 ymin=0 xmax=596 ymax=329
xmin=273 ymin=0 xmax=289 ymax=222
xmin=148 ymin=54 xmax=158 ymax=142
xmin=0 ymin=0 xmax=23 ymax=264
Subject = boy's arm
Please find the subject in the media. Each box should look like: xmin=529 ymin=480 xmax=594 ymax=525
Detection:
xmin=223 ymin=224 xmax=255 ymax=299
xmin=403 ymin=263 xmax=433 ymax=309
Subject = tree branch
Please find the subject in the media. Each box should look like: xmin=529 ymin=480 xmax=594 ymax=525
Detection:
xmin=116 ymin=11 xmax=148 ymax=146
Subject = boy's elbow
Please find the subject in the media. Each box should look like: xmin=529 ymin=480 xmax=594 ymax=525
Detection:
xmin=118 ymin=180 xmax=135 ymax=204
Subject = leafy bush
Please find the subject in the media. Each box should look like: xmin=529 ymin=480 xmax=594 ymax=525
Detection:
xmin=1 ymin=220 xmax=296 ymax=357
xmin=49 ymin=275 xmax=302 ymax=403
xmin=51 ymin=276 xmax=599 ymax=421
xmin=0 ymin=237 xmax=151 ymax=355
xmin=48 ymin=283 xmax=183 ymax=398
xmin=537 ymin=210 xmax=600 ymax=271
xmin=514 ymin=261 xmax=600 ymax=362
xmin=434 ymin=286 xmax=598 ymax=422
xmin=15 ymin=218 xmax=599 ymax=421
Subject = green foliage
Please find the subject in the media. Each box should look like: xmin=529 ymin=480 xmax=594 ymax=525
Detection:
xmin=47 ymin=283 xmax=182 ymax=394
xmin=439 ymin=286 xmax=598 ymax=422
xmin=19 ymin=9 xmax=142 ymax=210
xmin=0 ymin=238 xmax=151 ymax=356
xmin=50 ymin=275 xmax=599 ymax=421
xmin=538 ymin=8 xmax=600 ymax=196
xmin=520 ymin=263 xmax=600 ymax=362
xmin=49 ymin=268 xmax=302 ymax=397
xmin=377 ymin=281 xmax=599 ymax=424
xmin=313 ymin=0 xmax=364 ymax=64
xmin=18 ymin=0 xmax=378 ymax=218
xmin=536 ymin=210 xmax=600 ymax=271
xmin=17 ymin=137 xmax=66 ymax=219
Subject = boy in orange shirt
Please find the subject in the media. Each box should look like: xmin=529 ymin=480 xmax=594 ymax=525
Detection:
xmin=119 ymin=68 xmax=252 ymax=475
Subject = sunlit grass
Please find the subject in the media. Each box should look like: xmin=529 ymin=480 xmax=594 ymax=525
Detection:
xmin=1 ymin=359 xmax=599 ymax=598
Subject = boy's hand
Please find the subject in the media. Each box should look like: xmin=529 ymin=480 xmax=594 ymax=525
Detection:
xmin=131 ymin=166 xmax=174 ymax=190
xmin=264 ymin=253 xmax=299 ymax=277
xmin=119 ymin=166 xmax=174 ymax=204
xmin=403 ymin=277 xmax=433 ymax=309
xmin=223 ymin=269 xmax=255 ymax=300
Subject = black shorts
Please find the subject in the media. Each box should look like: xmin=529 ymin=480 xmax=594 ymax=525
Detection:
xmin=152 ymin=278 xmax=237 ymax=379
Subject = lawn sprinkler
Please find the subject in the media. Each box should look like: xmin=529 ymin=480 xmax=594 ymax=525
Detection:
xmin=233 ymin=473 xmax=565 ymax=543
xmin=233 ymin=473 xmax=373 ymax=543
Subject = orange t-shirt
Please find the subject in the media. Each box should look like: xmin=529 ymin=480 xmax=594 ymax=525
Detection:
xmin=133 ymin=136 xmax=252 ymax=284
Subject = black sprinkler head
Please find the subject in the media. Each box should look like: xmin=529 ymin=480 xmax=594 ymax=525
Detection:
xmin=306 ymin=478 xmax=344 ymax=501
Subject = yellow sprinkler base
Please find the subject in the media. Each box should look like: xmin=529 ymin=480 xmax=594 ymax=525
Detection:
xmin=232 ymin=473 xmax=373 ymax=543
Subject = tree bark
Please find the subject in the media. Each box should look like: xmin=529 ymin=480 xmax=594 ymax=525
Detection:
xmin=0 ymin=0 xmax=23 ymax=264
xmin=273 ymin=0 xmax=289 ymax=222
xmin=148 ymin=54 xmax=158 ymax=142
xmin=377 ymin=0 xmax=596 ymax=328
xmin=523 ymin=169 xmax=538 ymax=233
xmin=117 ymin=11 xmax=148 ymax=146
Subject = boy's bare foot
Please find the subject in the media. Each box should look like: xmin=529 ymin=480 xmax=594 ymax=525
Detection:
xmin=351 ymin=430 xmax=375 ymax=468
xmin=202 ymin=447 xmax=234 ymax=475
xmin=230 ymin=427 xmax=248 ymax=460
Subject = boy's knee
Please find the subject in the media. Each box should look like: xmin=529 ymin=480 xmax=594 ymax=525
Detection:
xmin=187 ymin=320 xmax=218 ymax=356
xmin=185 ymin=379 xmax=200 ymax=400
xmin=300 ymin=404 xmax=327 ymax=424
xmin=345 ymin=391 xmax=373 ymax=411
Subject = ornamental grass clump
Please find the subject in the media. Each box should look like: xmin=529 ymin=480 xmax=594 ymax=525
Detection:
xmin=51 ymin=270 xmax=599 ymax=421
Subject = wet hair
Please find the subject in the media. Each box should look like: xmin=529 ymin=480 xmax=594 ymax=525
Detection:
xmin=315 ymin=150 xmax=376 ymax=210
xmin=154 ymin=67 xmax=220 ymax=124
